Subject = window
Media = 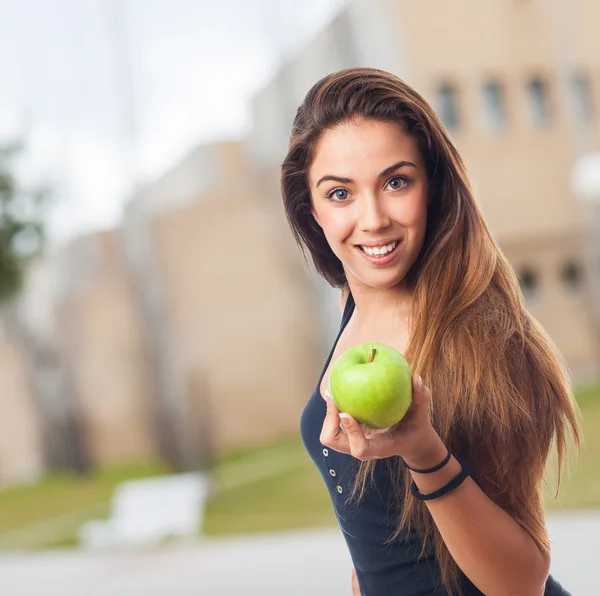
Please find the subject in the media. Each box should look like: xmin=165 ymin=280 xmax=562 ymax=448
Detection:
xmin=526 ymin=77 xmax=551 ymax=128
xmin=561 ymin=261 xmax=584 ymax=292
xmin=482 ymin=80 xmax=508 ymax=132
xmin=570 ymin=73 xmax=593 ymax=123
xmin=518 ymin=267 xmax=539 ymax=298
xmin=437 ymin=83 xmax=460 ymax=132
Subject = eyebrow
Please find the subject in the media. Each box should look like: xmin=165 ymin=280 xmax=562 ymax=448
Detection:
xmin=315 ymin=160 xmax=417 ymax=188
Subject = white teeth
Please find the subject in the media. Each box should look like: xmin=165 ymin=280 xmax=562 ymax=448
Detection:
xmin=360 ymin=241 xmax=398 ymax=256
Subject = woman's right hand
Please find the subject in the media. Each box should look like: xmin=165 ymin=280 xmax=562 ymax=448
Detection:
xmin=351 ymin=567 xmax=361 ymax=595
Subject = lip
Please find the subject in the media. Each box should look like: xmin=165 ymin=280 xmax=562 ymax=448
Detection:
xmin=356 ymin=238 xmax=401 ymax=248
xmin=355 ymin=240 xmax=402 ymax=266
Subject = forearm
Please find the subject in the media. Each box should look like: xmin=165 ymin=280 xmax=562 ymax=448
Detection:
xmin=405 ymin=435 xmax=550 ymax=596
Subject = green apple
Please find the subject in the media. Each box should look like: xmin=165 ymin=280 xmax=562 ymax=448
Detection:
xmin=329 ymin=342 xmax=412 ymax=429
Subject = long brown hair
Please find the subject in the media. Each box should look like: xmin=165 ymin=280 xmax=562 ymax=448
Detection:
xmin=280 ymin=67 xmax=581 ymax=593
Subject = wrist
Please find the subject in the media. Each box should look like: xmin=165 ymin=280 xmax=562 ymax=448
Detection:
xmin=401 ymin=430 xmax=447 ymax=471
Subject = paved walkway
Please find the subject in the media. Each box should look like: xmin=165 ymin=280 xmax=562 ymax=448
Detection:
xmin=0 ymin=512 xmax=598 ymax=595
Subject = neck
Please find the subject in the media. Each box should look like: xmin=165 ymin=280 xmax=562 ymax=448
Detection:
xmin=347 ymin=281 xmax=414 ymax=331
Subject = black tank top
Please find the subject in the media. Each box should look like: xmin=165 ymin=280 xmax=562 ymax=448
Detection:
xmin=299 ymin=290 xmax=570 ymax=595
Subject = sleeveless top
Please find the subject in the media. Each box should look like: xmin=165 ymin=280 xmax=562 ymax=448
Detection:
xmin=299 ymin=291 xmax=570 ymax=595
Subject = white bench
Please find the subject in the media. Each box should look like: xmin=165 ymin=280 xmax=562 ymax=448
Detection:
xmin=78 ymin=472 xmax=210 ymax=549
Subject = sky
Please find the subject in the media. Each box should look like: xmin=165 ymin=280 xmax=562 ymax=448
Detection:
xmin=0 ymin=0 xmax=347 ymax=246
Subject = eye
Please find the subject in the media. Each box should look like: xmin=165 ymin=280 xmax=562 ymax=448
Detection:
xmin=385 ymin=175 xmax=408 ymax=191
xmin=327 ymin=188 xmax=350 ymax=201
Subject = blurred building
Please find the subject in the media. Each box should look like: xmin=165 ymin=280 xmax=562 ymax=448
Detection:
xmin=0 ymin=230 xmax=157 ymax=487
xmin=0 ymin=324 xmax=43 ymax=486
xmin=121 ymin=139 xmax=319 ymax=463
xmin=55 ymin=230 xmax=156 ymax=466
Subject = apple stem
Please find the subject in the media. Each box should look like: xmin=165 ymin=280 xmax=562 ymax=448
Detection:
xmin=367 ymin=348 xmax=376 ymax=363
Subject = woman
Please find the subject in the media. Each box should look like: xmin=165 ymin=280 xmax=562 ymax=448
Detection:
xmin=281 ymin=68 xmax=580 ymax=595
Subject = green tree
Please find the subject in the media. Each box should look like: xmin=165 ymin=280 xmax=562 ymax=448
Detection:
xmin=0 ymin=141 xmax=49 ymax=303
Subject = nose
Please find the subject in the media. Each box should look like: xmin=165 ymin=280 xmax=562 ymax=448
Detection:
xmin=357 ymin=193 xmax=391 ymax=232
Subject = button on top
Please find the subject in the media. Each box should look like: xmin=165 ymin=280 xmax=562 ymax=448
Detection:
xmin=322 ymin=448 xmax=329 ymax=457
xmin=329 ymin=469 xmax=336 ymax=477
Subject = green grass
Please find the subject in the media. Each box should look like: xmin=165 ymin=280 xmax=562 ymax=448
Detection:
xmin=0 ymin=382 xmax=598 ymax=549
xmin=204 ymin=459 xmax=335 ymax=537
xmin=545 ymin=381 xmax=600 ymax=510
xmin=211 ymin=434 xmax=303 ymax=467
xmin=0 ymin=459 xmax=171 ymax=536
xmin=0 ymin=438 xmax=333 ymax=549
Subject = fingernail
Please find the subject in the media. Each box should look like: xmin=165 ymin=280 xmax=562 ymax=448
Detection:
xmin=418 ymin=375 xmax=423 ymax=389
xmin=339 ymin=413 xmax=350 ymax=425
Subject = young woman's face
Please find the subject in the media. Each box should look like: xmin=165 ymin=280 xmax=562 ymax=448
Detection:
xmin=308 ymin=118 xmax=429 ymax=292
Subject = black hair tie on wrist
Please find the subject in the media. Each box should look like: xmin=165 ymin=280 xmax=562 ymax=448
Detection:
xmin=410 ymin=457 xmax=470 ymax=501
xmin=403 ymin=446 xmax=452 ymax=474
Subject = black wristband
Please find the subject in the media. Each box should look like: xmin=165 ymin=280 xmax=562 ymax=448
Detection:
xmin=410 ymin=458 xmax=470 ymax=501
xmin=403 ymin=446 xmax=451 ymax=474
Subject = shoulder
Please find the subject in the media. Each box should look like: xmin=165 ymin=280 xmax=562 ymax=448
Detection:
xmin=340 ymin=285 xmax=350 ymax=314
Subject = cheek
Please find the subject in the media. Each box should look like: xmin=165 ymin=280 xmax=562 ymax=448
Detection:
xmin=315 ymin=207 xmax=354 ymax=242
xmin=413 ymin=201 xmax=429 ymax=252
xmin=393 ymin=191 xmax=428 ymax=233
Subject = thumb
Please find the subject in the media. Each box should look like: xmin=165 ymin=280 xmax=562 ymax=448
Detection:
xmin=339 ymin=412 xmax=370 ymax=460
xmin=339 ymin=412 xmax=363 ymax=436
xmin=323 ymin=390 xmax=338 ymax=412
xmin=323 ymin=390 xmax=342 ymax=428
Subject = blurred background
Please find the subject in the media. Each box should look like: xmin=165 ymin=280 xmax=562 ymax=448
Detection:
xmin=1 ymin=0 xmax=600 ymax=594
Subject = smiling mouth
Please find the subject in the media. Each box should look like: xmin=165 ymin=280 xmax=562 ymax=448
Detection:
xmin=357 ymin=240 xmax=400 ymax=257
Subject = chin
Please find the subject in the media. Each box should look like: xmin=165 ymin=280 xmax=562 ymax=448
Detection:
xmin=368 ymin=277 xmax=408 ymax=291
xmin=347 ymin=268 xmax=409 ymax=291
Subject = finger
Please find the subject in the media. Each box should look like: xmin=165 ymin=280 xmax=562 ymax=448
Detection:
xmin=339 ymin=413 xmax=371 ymax=460
xmin=412 ymin=373 xmax=423 ymax=401
xmin=320 ymin=391 xmax=350 ymax=451
xmin=418 ymin=374 xmax=433 ymax=405
xmin=405 ymin=374 xmax=433 ymax=426
xmin=411 ymin=373 xmax=433 ymax=405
